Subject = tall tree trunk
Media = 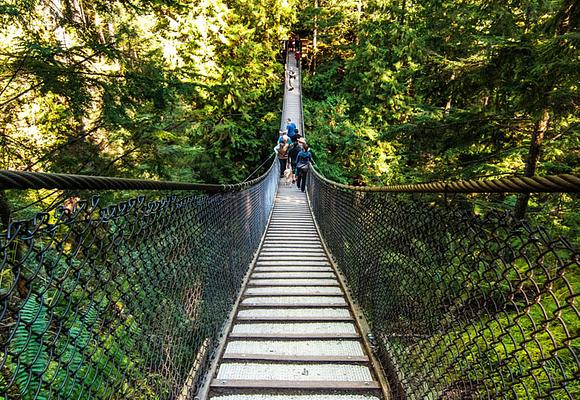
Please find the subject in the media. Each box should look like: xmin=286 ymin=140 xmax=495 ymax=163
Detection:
xmin=313 ymin=0 xmax=318 ymax=49
xmin=514 ymin=109 xmax=550 ymax=219
xmin=444 ymin=73 xmax=455 ymax=116
xmin=313 ymin=0 xmax=318 ymax=72
xmin=0 ymin=190 xmax=10 ymax=229
xmin=514 ymin=1 xmax=574 ymax=219
xmin=356 ymin=0 xmax=362 ymax=45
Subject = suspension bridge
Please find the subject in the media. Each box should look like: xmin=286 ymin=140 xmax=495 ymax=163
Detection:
xmin=0 ymin=46 xmax=578 ymax=400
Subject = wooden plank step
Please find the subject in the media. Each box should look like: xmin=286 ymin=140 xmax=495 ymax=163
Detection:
xmin=221 ymin=354 xmax=369 ymax=363
xmin=269 ymin=221 xmax=314 ymax=224
xmin=252 ymin=271 xmax=335 ymax=278
xmin=235 ymin=315 xmax=353 ymax=322
xmin=224 ymin=339 xmax=365 ymax=358
xmin=269 ymin=225 xmax=314 ymax=227
xmin=255 ymin=260 xmax=331 ymax=266
xmin=267 ymin=232 xmax=317 ymax=236
xmin=266 ymin=233 xmax=316 ymax=236
xmin=265 ymin=231 xmax=317 ymax=235
xmin=268 ymin=224 xmax=316 ymax=227
xmin=270 ymin=215 xmax=312 ymax=217
xmin=230 ymin=322 xmax=357 ymax=336
xmin=263 ymin=241 xmax=321 ymax=244
xmin=263 ymin=242 xmax=321 ymax=247
xmin=258 ymin=252 xmax=326 ymax=256
xmin=211 ymin=379 xmax=380 ymax=390
xmin=227 ymin=332 xmax=361 ymax=339
xmin=256 ymin=260 xmax=330 ymax=267
xmin=253 ymin=266 xmax=332 ymax=271
xmin=240 ymin=298 xmax=348 ymax=308
xmin=248 ymin=279 xmax=337 ymax=286
xmin=271 ymin=213 xmax=311 ymax=216
xmin=267 ymin=228 xmax=317 ymax=232
xmin=210 ymin=394 xmax=380 ymax=400
xmin=265 ymin=238 xmax=320 ymax=243
xmin=261 ymin=246 xmax=323 ymax=250
xmin=269 ymin=222 xmax=315 ymax=226
xmin=213 ymin=363 xmax=375 ymax=386
xmin=258 ymin=256 xmax=328 ymax=262
xmin=263 ymin=238 xmax=320 ymax=242
xmin=261 ymin=249 xmax=321 ymax=252
xmin=239 ymin=303 xmax=348 ymax=308
xmin=244 ymin=287 xmax=343 ymax=296
xmin=236 ymin=308 xmax=352 ymax=320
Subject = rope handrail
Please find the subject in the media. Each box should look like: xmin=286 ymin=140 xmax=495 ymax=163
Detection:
xmin=243 ymin=153 xmax=275 ymax=183
xmin=0 ymin=160 xmax=275 ymax=192
xmin=311 ymin=164 xmax=580 ymax=193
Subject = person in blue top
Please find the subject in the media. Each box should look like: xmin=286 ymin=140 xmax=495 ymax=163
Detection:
xmin=286 ymin=118 xmax=297 ymax=142
xmin=277 ymin=129 xmax=291 ymax=145
xmin=295 ymin=143 xmax=312 ymax=192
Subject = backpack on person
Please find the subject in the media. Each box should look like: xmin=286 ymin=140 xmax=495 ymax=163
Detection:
xmin=277 ymin=143 xmax=289 ymax=159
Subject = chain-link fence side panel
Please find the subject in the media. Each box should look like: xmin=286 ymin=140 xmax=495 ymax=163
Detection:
xmin=0 ymin=163 xmax=278 ymax=400
xmin=308 ymin=172 xmax=579 ymax=400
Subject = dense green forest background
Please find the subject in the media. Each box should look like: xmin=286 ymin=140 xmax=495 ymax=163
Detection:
xmin=0 ymin=0 xmax=578 ymax=223
xmin=297 ymin=0 xmax=578 ymax=229
xmin=300 ymin=0 xmax=578 ymax=185
xmin=0 ymin=2 xmax=577 ymax=399
xmin=0 ymin=0 xmax=292 ymax=185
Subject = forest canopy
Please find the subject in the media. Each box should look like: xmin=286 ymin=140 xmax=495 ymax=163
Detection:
xmin=0 ymin=0 xmax=578 ymax=222
xmin=297 ymin=0 xmax=578 ymax=183
xmin=0 ymin=0 xmax=293 ymax=185
xmin=296 ymin=0 xmax=578 ymax=227
xmin=0 ymin=2 xmax=578 ymax=399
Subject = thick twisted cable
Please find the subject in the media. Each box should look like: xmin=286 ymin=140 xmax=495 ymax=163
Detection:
xmin=0 ymin=161 xmax=275 ymax=192
xmin=311 ymin=166 xmax=580 ymax=193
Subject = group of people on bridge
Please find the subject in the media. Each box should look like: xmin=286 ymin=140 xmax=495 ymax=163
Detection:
xmin=275 ymin=118 xmax=311 ymax=192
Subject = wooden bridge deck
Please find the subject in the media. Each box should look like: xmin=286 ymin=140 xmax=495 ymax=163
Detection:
xmin=199 ymin=51 xmax=387 ymax=400
xmin=280 ymin=51 xmax=302 ymax=133
xmin=205 ymin=186 xmax=384 ymax=399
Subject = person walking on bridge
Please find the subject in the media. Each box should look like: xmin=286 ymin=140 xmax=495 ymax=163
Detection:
xmin=288 ymin=136 xmax=303 ymax=184
xmin=277 ymin=129 xmax=291 ymax=145
xmin=286 ymin=118 xmax=297 ymax=142
xmin=296 ymin=143 xmax=311 ymax=192
xmin=288 ymin=35 xmax=295 ymax=52
xmin=275 ymin=131 xmax=292 ymax=178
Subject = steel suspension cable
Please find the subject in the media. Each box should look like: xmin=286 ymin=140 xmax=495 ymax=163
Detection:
xmin=0 ymin=161 xmax=276 ymax=192
xmin=310 ymin=165 xmax=580 ymax=193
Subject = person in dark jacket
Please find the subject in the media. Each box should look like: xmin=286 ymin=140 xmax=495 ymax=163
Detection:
xmin=288 ymin=137 xmax=303 ymax=184
xmin=295 ymin=143 xmax=312 ymax=192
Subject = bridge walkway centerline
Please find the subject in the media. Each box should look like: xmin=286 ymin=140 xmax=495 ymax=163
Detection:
xmin=197 ymin=50 xmax=389 ymax=400
xmin=202 ymin=185 xmax=386 ymax=400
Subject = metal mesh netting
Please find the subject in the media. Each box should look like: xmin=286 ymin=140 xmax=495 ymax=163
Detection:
xmin=0 ymin=161 xmax=278 ymax=400
xmin=308 ymin=169 xmax=579 ymax=399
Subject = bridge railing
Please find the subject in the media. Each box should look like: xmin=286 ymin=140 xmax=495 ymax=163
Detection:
xmin=0 ymin=161 xmax=279 ymax=400
xmin=308 ymin=168 xmax=579 ymax=399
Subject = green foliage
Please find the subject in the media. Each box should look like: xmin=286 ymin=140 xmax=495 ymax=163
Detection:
xmin=1 ymin=3 xmax=299 ymax=396
xmin=296 ymin=1 xmax=579 ymax=398
xmin=0 ymin=0 xmax=296 ymax=194
xmin=9 ymin=296 xmax=50 ymax=400
xmin=299 ymin=0 xmax=578 ymax=183
xmin=298 ymin=0 xmax=578 ymax=231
